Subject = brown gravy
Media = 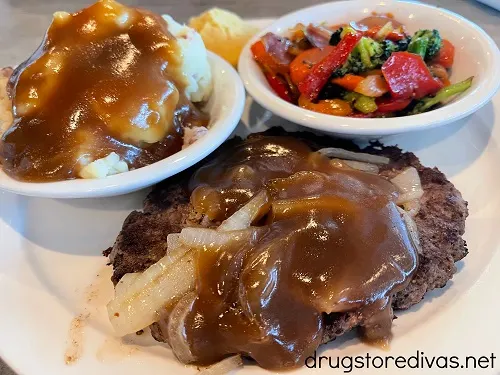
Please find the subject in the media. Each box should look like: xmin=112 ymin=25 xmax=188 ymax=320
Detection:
xmin=180 ymin=136 xmax=418 ymax=369
xmin=0 ymin=0 xmax=207 ymax=182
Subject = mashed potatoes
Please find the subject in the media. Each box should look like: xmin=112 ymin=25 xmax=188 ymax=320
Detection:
xmin=0 ymin=9 xmax=213 ymax=181
xmin=163 ymin=15 xmax=212 ymax=103
xmin=189 ymin=8 xmax=258 ymax=67
xmin=77 ymin=15 xmax=212 ymax=180
xmin=79 ymin=152 xmax=129 ymax=179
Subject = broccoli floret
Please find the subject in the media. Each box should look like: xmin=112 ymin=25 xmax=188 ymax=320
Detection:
xmin=329 ymin=27 xmax=343 ymax=46
xmin=379 ymin=38 xmax=411 ymax=60
xmin=380 ymin=40 xmax=399 ymax=60
xmin=331 ymin=54 xmax=365 ymax=78
xmin=329 ymin=28 xmax=413 ymax=78
xmin=334 ymin=37 xmax=383 ymax=75
xmin=408 ymin=29 xmax=442 ymax=60
xmin=317 ymin=81 xmax=346 ymax=100
xmin=396 ymin=36 xmax=412 ymax=52
xmin=332 ymin=36 xmax=410 ymax=77
xmin=356 ymin=37 xmax=383 ymax=69
xmin=409 ymin=77 xmax=473 ymax=115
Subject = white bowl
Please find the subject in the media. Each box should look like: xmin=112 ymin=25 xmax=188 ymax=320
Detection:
xmin=238 ymin=0 xmax=500 ymax=137
xmin=0 ymin=52 xmax=245 ymax=198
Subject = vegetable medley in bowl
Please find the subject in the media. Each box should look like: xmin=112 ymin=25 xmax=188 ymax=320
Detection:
xmin=251 ymin=14 xmax=473 ymax=118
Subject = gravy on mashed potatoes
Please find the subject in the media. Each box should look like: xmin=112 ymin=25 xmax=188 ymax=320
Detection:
xmin=0 ymin=0 xmax=212 ymax=181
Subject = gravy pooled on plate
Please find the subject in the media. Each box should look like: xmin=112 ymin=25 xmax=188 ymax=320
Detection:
xmin=181 ymin=136 xmax=419 ymax=369
xmin=0 ymin=0 xmax=208 ymax=181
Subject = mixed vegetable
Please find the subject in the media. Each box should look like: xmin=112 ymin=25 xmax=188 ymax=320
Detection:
xmin=251 ymin=14 xmax=473 ymax=117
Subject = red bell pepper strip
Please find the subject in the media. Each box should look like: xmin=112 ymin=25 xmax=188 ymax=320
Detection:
xmin=265 ymin=73 xmax=293 ymax=103
xmin=298 ymin=32 xmax=362 ymax=101
xmin=431 ymin=39 xmax=455 ymax=69
xmin=382 ymin=52 xmax=443 ymax=100
xmin=375 ymin=97 xmax=412 ymax=112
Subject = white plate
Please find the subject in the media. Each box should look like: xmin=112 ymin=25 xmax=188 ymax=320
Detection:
xmin=238 ymin=1 xmax=500 ymax=137
xmin=2 ymin=21 xmax=500 ymax=375
xmin=0 ymin=52 xmax=245 ymax=199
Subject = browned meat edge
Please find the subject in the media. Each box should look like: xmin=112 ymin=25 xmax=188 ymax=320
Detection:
xmin=106 ymin=128 xmax=468 ymax=345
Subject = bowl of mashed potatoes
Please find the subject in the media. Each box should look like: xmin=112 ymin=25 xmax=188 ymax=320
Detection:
xmin=0 ymin=0 xmax=245 ymax=198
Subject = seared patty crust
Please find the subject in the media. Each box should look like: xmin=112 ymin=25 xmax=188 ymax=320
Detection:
xmin=107 ymin=128 xmax=468 ymax=345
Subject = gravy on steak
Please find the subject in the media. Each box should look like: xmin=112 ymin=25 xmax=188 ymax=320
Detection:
xmin=176 ymin=136 xmax=418 ymax=369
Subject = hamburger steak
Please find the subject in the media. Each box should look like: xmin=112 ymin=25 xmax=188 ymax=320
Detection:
xmin=106 ymin=128 xmax=468 ymax=346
